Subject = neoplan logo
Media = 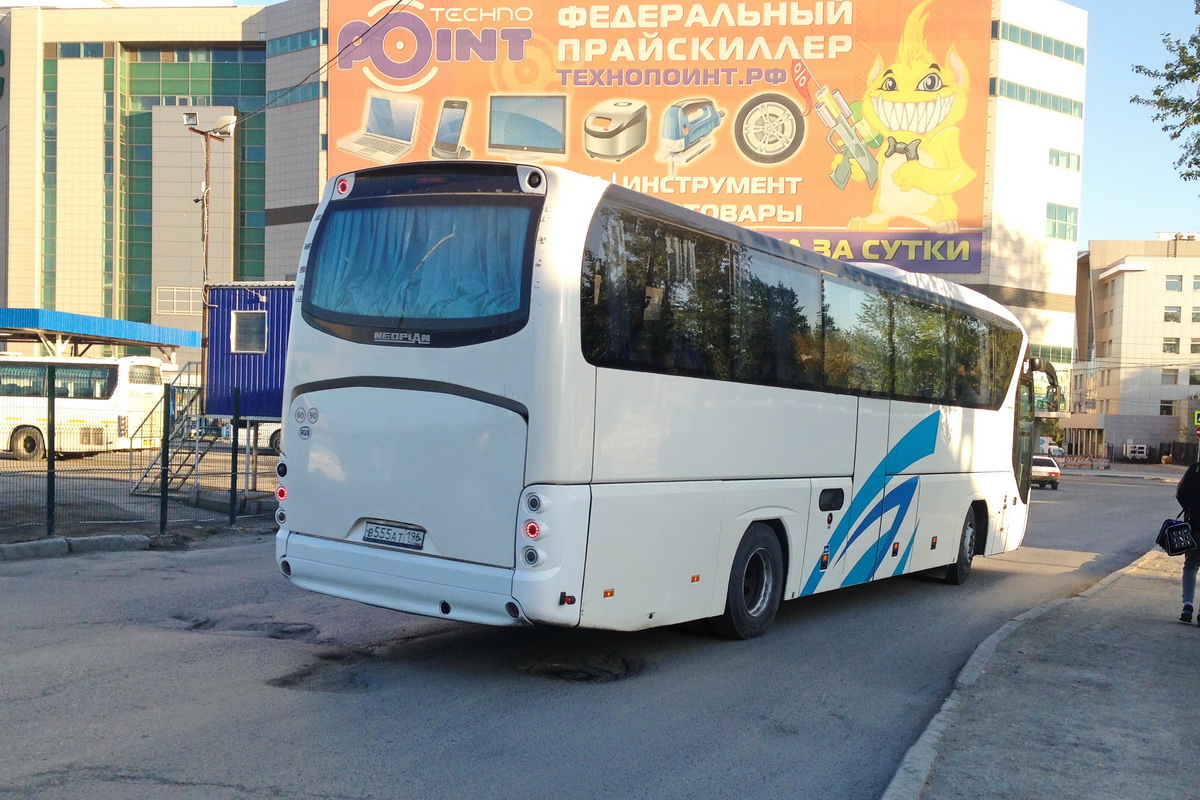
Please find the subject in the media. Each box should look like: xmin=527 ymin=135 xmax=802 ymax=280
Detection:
xmin=375 ymin=331 xmax=432 ymax=345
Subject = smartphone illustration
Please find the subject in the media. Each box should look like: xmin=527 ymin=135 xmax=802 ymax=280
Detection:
xmin=431 ymin=99 xmax=471 ymax=160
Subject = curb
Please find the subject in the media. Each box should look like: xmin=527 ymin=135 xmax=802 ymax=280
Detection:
xmin=0 ymin=533 xmax=153 ymax=561
xmin=879 ymin=550 xmax=1159 ymax=800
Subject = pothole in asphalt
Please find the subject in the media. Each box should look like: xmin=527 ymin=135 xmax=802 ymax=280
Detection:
xmin=524 ymin=653 xmax=645 ymax=683
xmin=171 ymin=615 xmax=319 ymax=642
xmin=267 ymin=662 xmax=372 ymax=693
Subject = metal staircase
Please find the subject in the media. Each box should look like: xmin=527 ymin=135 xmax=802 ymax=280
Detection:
xmin=130 ymin=362 xmax=221 ymax=495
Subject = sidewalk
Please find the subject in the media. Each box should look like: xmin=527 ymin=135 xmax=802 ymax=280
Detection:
xmin=884 ymin=549 xmax=1197 ymax=800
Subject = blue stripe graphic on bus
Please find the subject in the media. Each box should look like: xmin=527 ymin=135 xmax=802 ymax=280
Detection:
xmin=800 ymin=411 xmax=940 ymax=596
xmin=844 ymin=475 xmax=918 ymax=585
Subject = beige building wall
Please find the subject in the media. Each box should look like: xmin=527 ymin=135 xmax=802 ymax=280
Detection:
xmin=0 ymin=5 xmax=264 ymax=319
xmin=54 ymin=57 xmax=106 ymax=315
xmin=3 ymin=9 xmax=45 ymax=310
xmin=263 ymin=0 xmax=323 ymax=281
xmin=152 ymin=105 xmax=236 ymax=346
xmin=1067 ymin=238 xmax=1200 ymax=454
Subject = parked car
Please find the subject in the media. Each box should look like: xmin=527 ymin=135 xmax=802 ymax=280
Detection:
xmin=1032 ymin=455 xmax=1061 ymax=490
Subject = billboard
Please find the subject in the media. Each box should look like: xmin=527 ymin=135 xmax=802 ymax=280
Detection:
xmin=328 ymin=0 xmax=991 ymax=273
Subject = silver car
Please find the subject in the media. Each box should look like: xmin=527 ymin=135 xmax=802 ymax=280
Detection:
xmin=1032 ymin=455 xmax=1061 ymax=490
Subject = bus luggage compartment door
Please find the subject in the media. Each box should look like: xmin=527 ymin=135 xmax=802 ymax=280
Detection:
xmin=286 ymin=386 xmax=527 ymax=569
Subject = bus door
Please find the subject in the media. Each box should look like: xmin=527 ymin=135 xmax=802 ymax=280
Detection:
xmin=838 ymin=398 xmax=890 ymax=587
xmin=798 ymin=399 xmax=889 ymax=596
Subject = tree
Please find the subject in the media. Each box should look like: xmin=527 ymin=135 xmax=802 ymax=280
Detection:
xmin=1132 ymin=1 xmax=1200 ymax=181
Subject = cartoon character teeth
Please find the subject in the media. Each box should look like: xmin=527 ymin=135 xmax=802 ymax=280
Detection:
xmin=839 ymin=0 xmax=976 ymax=234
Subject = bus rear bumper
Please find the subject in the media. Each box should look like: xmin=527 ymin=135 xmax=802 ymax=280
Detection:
xmin=277 ymin=530 xmax=528 ymax=627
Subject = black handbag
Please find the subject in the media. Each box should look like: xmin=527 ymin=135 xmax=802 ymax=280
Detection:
xmin=1157 ymin=515 xmax=1197 ymax=556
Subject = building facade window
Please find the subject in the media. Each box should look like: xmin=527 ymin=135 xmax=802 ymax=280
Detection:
xmin=1164 ymin=368 xmax=1179 ymax=385
xmin=1165 ymin=337 xmax=1181 ymax=354
xmin=1045 ymin=203 xmax=1078 ymax=241
xmin=1191 ymin=338 xmax=1200 ymax=354
xmin=1191 ymin=369 xmax=1200 ymax=386
xmin=1166 ymin=306 xmax=1182 ymax=323
xmin=155 ymin=287 xmax=204 ymax=315
xmin=1162 ymin=400 xmax=1177 ymax=416
xmin=1048 ymin=148 xmax=1081 ymax=171
xmin=1029 ymin=344 xmax=1073 ymax=363
xmin=991 ymin=21 xmax=1086 ymax=63
xmin=1167 ymin=274 xmax=1184 ymax=291
xmin=989 ymin=78 xmax=1084 ymax=117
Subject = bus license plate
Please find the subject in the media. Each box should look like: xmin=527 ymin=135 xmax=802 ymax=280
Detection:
xmin=362 ymin=521 xmax=425 ymax=550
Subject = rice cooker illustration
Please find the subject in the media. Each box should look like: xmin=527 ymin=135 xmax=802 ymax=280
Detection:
xmin=583 ymin=100 xmax=649 ymax=161
xmin=661 ymin=98 xmax=725 ymax=166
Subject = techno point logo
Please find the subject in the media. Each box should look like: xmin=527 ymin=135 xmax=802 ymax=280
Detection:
xmin=336 ymin=1 xmax=535 ymax=91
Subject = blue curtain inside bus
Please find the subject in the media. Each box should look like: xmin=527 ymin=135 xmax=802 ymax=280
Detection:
xmin=308 ymin=203 xmax=532 ymax=320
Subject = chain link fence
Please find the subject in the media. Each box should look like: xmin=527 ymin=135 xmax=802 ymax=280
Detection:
xmin=0 ymin=374 xmax=278 ymax=545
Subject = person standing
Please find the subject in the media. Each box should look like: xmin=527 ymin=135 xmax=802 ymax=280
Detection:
xmin=1175 ymin=461 xmax=1200 ymax=623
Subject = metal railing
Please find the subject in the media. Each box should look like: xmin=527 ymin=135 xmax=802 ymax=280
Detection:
xmin=0 ymin=369 xmax=278 ymax=543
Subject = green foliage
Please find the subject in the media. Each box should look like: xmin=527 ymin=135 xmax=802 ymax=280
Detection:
xmin=1131 ymin=1 xmax=1200 ymax=181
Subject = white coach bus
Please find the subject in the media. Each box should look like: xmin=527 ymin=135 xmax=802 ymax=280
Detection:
xmin=0 ymin=355 xmax=165 ymax=459
xmin=274 ymin=162 xmax=1047 ymax=639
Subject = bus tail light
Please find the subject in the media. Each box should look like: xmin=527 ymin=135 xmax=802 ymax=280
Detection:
xmin=523 ymin=520 xmax=541 ymax=539
xmin=276 ymin=485 xmax=288 ymax=502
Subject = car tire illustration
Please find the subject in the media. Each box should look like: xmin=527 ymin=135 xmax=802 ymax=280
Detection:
xmin=734 ymin=93 xmax=805 ymax=164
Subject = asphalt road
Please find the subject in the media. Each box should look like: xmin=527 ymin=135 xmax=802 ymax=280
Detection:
xmin=0 ymin=472 xmax=1172 ymax=800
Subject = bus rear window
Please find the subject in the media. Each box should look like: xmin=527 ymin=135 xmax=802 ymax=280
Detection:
xmin=304 ymin=198 xmax=538 ymax=346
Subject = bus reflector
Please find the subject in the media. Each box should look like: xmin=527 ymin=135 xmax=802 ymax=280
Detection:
xmin=603 ymin=589 xmax=615 ymax=598
xmin=691 ymin=575 xmax=700 ymax=583
xmin=276 ymin=486 xmax=288 ymax=501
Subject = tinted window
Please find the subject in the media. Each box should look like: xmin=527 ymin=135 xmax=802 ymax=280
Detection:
xmin=305 ymin=196 xmax=539 ymax=346
xmin=733 ymin=249 xmax=820 ymax=389
xmin=580 ymin=202 xmax=1022 ymax=408
xmin=581 ymin=204 xmax=732 ymax=380
xmin=823 ymin=279 xmax=890 ymax=395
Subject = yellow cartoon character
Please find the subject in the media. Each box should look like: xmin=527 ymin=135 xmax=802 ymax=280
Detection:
xmin=844 ymin=0 xmax=975 ymax=233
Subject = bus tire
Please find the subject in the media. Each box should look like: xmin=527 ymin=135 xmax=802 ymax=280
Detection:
xmin=944 ymin=506 xmax=977 ymax=585
xmin=11 ymin=427 xmax=46 ymax=461
xmin=710 ymin=522 xmax=784 ymax=640
xmin=268 ymin=428 xmax=282 ymax=456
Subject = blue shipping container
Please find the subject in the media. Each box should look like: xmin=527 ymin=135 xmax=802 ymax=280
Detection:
xmin=204 ymin=283 xmax=293 ymax=419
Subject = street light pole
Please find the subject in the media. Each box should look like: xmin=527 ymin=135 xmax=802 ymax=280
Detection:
xmin=182 ymin=112 xmax=236 ymax=413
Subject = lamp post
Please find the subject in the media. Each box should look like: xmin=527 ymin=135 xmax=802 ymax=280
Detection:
xmin=182 ymin=112 xmax=237 ymax=289
xmin=182 ymin=112 xmax=236 ymax=410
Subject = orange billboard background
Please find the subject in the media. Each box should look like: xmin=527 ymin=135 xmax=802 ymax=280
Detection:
xmin=327 ymin=0 xmax=992 ymax=273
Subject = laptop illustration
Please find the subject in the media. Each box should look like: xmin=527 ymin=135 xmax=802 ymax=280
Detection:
xmin=338 ymin=94 xmax=420 ymax=163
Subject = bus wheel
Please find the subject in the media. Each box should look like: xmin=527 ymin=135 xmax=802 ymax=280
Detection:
xmin=710 ymin=522 xmax=784 ymax=640
xmin=11 ymin=427 xmax=46 ymax=461
xmin=268 ymin=428 xmax=282 ymax=456
xmin=944 ymin=507 xmax=977 ymax=585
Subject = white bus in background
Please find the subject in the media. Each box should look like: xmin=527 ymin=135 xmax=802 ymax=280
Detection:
xmin=0 ymin=355 xmax=165 ymax=460
xmin=274 ymin=162 xmax=1050 ymax=639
